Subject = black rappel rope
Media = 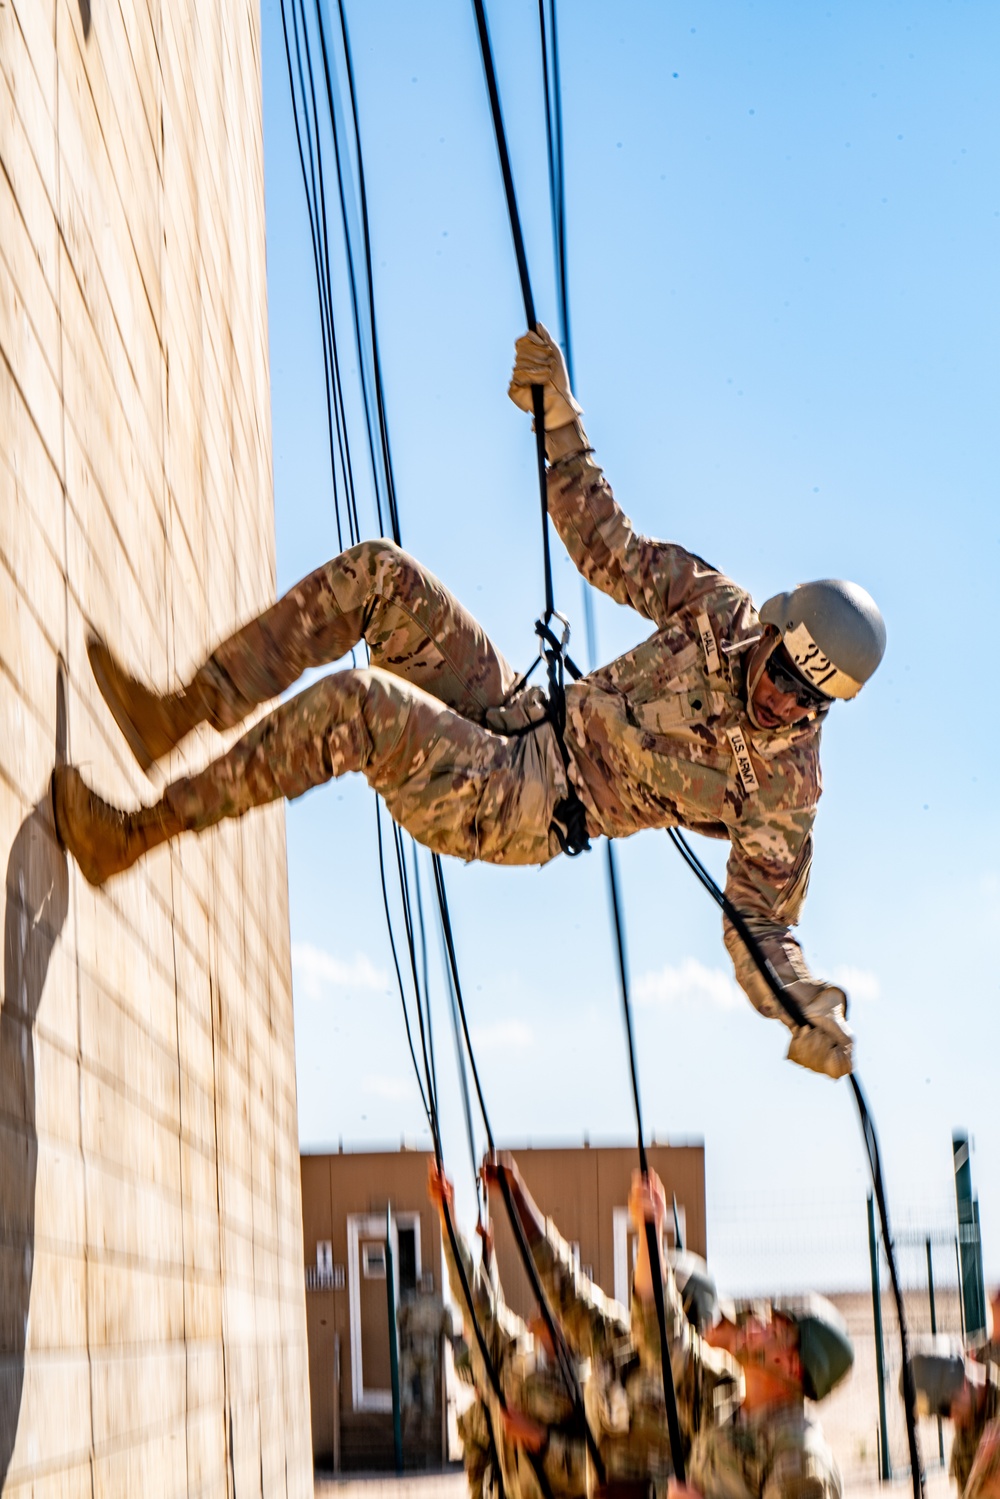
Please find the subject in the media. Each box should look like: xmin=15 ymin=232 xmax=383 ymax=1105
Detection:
xmin=606 ymin=840 xmax=689 ymax=1482
xmin=468 ymin=0 xmax=556 ymax=631
xmin=668 ymin=828 xmax=924 ymax=1498
xmin=470 ymin=0 xmax=685 ymax=1481
xmin=434 ymin=858 xmax=608 ymax=1486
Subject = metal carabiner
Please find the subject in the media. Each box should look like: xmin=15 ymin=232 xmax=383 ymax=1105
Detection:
xmin=549 ymin=610 xmax=572 ymax=654
xmin=537 ymin=610 xmax=572 ymax=657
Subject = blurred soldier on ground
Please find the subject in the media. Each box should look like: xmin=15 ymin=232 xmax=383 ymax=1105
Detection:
xmin=397 ymin=1284 xmax=451 ymax=1440
xmin=911 ymin=1291 xmax=1000 ymax=1499
xmin=697 ymin=1295 xmax=852 ymax=1499
xmin=430 ymin=1158 xmax=740 ymax=1499
xmin=53 ymin=328 xmax=886 ymax=1077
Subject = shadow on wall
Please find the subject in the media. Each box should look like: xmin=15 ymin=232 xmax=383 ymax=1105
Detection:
xmin=0 ymin=663 xmax=69 ymax=1483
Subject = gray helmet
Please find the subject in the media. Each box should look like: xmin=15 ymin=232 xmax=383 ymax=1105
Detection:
xmin=906 ymin=1336 xmax=967 ymax=1418
xmin=759 ymin=580 xmax=886 ymax=701
xmin=772 ymin=1294 xmax=854 ymax=1401
xmin=670 ymin=1251 xmax=720 ymax=1331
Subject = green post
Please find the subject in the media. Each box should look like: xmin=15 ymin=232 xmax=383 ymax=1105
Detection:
xmin=868 ymin=1193 xmax=891 ymax=1482
xmin=386 ymin=1205 xmax=403 ymax=1473
xmin=954 ymin=1132 xmax=986 ymax=1339
xmin=973 ymin=1200 xmax=987 ymax=1325
xmin=926 ymin=1238 xmax=944 ymax=1466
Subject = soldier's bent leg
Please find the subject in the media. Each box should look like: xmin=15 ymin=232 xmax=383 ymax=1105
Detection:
xmin=90 ymin=541 xmax=517 ymax=770
xmin=197 ymin=540 xmax=517 ymax=726
xmin=54 ymin=667 xmax=564 ymax=884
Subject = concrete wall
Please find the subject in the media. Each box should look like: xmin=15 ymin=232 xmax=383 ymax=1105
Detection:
xmin=0 ymin=1 xmax=312 ymax=1493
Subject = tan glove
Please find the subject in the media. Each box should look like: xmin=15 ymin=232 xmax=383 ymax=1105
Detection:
xmin=508 ymin=324 xmax=583 ymax=431
xmin=785 ymin=985 xmax=854 ymax=1080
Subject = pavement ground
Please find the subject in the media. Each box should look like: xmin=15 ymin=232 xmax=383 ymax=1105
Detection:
xmin=314 ymin=1467 xmax=953 ymax=1499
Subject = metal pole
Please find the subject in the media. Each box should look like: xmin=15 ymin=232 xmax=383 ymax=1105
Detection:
xmin=333 ymin=1331 xmax=342 ymax=1473
xmin=926 ymin=1239 xmax=944 ymax=1466
xmin=386 ymin=1205 xmax=403 ymax=1472
xmin=954 ymin=1132 xmax=986 ymax=1339
xmin=973 ymin=1200 xmax=987 ymax=1326
xmin=869 ymin=1193 xmax=892 ymax=1482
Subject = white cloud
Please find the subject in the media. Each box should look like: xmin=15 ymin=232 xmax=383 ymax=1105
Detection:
xmin=292 ymin=941 xmax=388 ymax=1001
xmin=829 ymin=965 xmax=881 ymax=1005
xmin=470 ymin=1019 xmax=534 ymax=1051
xmin=634 ymin=957 xmax=741 ymax=1012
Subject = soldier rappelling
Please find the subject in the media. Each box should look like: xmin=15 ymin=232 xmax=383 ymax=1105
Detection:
xmin=52 ymin=327 xmax=884 ymax=1079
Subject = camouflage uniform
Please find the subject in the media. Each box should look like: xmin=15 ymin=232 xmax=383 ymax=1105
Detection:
xmin=456 ymin=1388 xmax=504 ymax=1499
xmin=965 ymin=1415 xmax=1000 ymax=1499
xmin=521 ymin=1208 xmax=743 ymax=1499
xmin=952 ymin=1366 xmax=1000 ymax=1496
xmin=162 ymin=442 xmax=834 ymax=1011
xmin=397 ymin=1288 xmax=449 ymax=1436
xmin=545 ymin=448 xmax=830 ymax=1019
xmin=443 ymin=1203 xmax=742 ymax=1499
xmin=689 ymin=1404 xmax=842 ymax=1499
xmin=442 ymin=1227 xmax=589 ymax=1499
xmin=165 ymin=538 xmax=568 ymax=867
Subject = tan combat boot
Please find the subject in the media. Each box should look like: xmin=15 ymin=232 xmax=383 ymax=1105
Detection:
xmin=51 ymin=765 xmax=184 ymax=886
xmin=87 ymin=634 xmax=208 ymax=771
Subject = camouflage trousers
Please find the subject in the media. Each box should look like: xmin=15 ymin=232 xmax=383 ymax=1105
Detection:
xmin=162 ymin=541 xmax=569 ymax=865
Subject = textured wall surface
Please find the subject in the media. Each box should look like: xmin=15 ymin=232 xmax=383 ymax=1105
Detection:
xmin=0 ymin=1 xmax=312 ymax=1493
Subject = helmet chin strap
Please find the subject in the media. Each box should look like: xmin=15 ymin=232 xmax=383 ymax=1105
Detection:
xmin=745 ymin=629 xmax=829 ymax=731
xmin=744 ymin=629 xmax=781 ymax=731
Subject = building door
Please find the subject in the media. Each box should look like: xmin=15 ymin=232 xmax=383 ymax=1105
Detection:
xmin=347 ymin=1213 xmax=422 ymax=1411
xmin=358 ymin=1233 xmax=392 ymax=1397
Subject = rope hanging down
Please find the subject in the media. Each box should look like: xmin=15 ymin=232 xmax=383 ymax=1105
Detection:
xmin=468 ymin=0 xmax=561 ymax=637
xmin=470 ymin=0 xmax=686 ymax=1480
xmin=283 ymin=0 xmax=490 ymax=1206
xmin=434 ymin=858 xmax=609 ymax=1485
xmin=605 ymin=841 xmax=689 ymax=1483
xmin=667 ymin=829 xmax=925 ymax=1497
xmin=287 ymin=5 xmax=608 ymax=1484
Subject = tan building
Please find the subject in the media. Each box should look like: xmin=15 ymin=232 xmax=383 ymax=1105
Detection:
xmin=0 ymin=1 xmax=311 ymax=1493
xmin=301 ymin=1147 xmax=445 ymax=1471
xmin=301 ymin=1139 xmax=705 ymax=1472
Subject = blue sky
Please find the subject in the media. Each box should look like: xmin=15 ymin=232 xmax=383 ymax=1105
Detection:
xmin=261 ymin=0 xmax=999 ymax=1294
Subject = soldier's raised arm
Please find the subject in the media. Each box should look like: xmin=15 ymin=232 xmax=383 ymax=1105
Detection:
xmin=428 ymin=1163 xmax=522 ymax=1382
xmin=483 ymin=1154 xmax=630 ymax=1365
xmin=508 ymin=327 xmax=722 ymax=626
xmin=723 ymin=802 xmax=853 ymax=1082
xmin=628 ymin=1172 xmax=743 ymax=1440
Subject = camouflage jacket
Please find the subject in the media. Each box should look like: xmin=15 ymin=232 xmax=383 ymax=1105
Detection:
xmin=457 ymin=1393 xmax=503 ymax=1499
xmin=688 ymin=1402 xmax=842 ymax=1499
xmin=547 ymin=447 xmax=835 ymax=1019
xmin=444 ymin=1212 xmax=744 ymax=1499
xmin=952 ymin=1370 xmax=1000 ymax=1496
xmin=443 ymin=1226 xmax=588 ymax=1499
xmin=524 ymin=1212 xmax=743 ymax=1497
